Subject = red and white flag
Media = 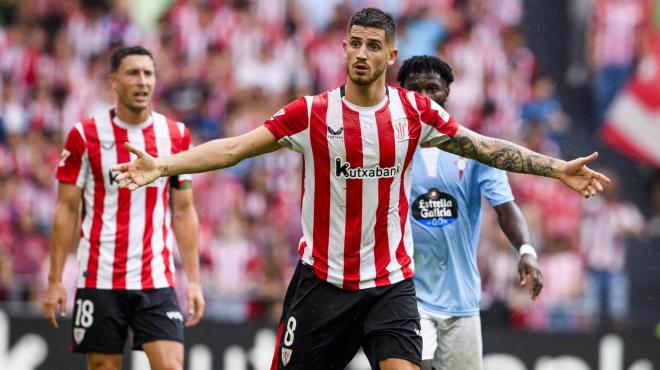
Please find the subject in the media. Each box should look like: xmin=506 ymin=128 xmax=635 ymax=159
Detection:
xmin=601 ymin=32 xmax=660 ymax=168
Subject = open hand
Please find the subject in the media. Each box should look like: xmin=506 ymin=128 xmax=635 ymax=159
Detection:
xmin=111 ymin=143 xmax=161 ymax=190
xmin=557 ymin=152 xmax=611 ymax=198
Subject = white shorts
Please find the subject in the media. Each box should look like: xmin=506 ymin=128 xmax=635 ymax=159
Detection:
xmin=419 ymin=308 xmax=483 ymax=370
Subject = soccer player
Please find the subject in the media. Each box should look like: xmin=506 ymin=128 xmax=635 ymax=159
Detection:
xmin=398 ymin=55 xmax=543 ymax=370
xmin=113 ymin=8 xmax=608 ymax=370
xmin=43 ymin=46 xmax=205 ymax=370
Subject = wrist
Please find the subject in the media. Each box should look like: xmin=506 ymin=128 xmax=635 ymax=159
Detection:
xmin=156 ymin=158 xmax=167 ymax=177
xmin=551 ymin=160 xmax=567 ymax=179
xmin=519 ymin=244 xmax=537 ymax=259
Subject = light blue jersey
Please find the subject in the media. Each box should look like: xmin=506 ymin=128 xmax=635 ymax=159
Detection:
xmin=411 ymin=147 xmax=513 ymax=317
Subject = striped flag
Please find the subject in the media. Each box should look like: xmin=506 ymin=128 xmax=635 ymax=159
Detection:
xmin=601 ymin=32 xmax=660 ymax=168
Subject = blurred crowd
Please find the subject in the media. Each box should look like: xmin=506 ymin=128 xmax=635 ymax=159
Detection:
xmin=0 ymin=0 xmax=657 ymax=332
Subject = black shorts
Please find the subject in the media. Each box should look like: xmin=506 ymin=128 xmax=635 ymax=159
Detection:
xmin=271 ymin=262 xmax=422 ymax=370
xmin=71 ymin=288 xmax=184 ymax=354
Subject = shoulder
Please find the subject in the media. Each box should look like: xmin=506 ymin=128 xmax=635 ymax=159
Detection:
xmin=153 ymin=111 xmax=189 ymax=135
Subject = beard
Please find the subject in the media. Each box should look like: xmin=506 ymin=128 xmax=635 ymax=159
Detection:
xmin=347 ymin=62 xmax=387 ymax=86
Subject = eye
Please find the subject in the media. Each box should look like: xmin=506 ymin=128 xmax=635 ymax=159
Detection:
xmin=350 ymin=40 xmax=361 ymax=48
xmin=368 ymin=43 xmax=380 ymax=51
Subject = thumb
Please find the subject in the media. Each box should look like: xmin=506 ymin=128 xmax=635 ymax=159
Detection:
xmin=519 ymin=266 xmax=527 ymax=285
xmin=124 ymin=142 xmax=146 ymax=158
xmin=577 ymin=151 xmax=599 ymax=166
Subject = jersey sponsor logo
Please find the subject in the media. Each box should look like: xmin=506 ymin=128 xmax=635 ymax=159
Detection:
xmin=327 ymin=126 xmax=344 ymax=139
xmin=412 ymin=187 xmax=458 ymax=228
xmin=392 ymin=118 xmax=409 ymax=140
xmin=166 ymin=311 xmax=184 ymax=321
xmin=335 ymin=157 xmax=401 ymax=179
xmin=108 ymin=169 xmax=166 ymax=187
xmin=101 ymin=142 xmax=115 ymax=150
xmin=281 ymin=347 xmax=292 ymax=366
xmin=108 ymin=170 xmax=120 ymax=186
xmin=73 ymin=328 xmax=86 ymax=344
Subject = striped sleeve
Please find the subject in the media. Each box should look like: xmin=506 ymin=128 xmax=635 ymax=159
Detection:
xmin=55 ymin=123 xmax=88 ymax=187
xmin=414 ymin=93 xmax=459 ymax=147
xmin=263 ymin=96 xmax=309 ymax=153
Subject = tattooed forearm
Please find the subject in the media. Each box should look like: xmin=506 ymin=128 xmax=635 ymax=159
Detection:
xmin=438 ymin=128 xmax=561 ymax=177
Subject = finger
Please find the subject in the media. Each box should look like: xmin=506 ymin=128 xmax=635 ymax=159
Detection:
xmin=60 ymin=300 xmax=66 ymax=317
xmin=580 ymin=151 xmax=599 ymax=165
xmin=112 ymin=163 xmax=130 ymax=172
xmin=124 ymin=143 xmax=146 ymax=158
xmin=532 ymin=281 xmax=544 ymax=300
xmin=593 ymin=170 xmax=611 ymax=184
xmin=592 ymin=178 xmax=603 ymax=192
xmin=586 ymin=185 xmax=597 ymax=197
xmin=186 ymin=299 xmax=205 ymax=327
xmin=44 ymin=306 xmax=58 ymax=328
xmin=128 ymin=183 xmax=139 ymax=191
xmin=519 ymin=267 xmax=526 ymax=285
xmin=187 ymin=295 xmax=196 ymax=316
xmin=115 ymin=173 xmax=129 ymax=182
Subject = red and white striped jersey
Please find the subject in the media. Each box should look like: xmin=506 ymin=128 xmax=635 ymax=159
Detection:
xmin=264 ymin=85 xmax=458 ymax=290
xmin=591 ymin=0 xmax=648 ymax=68
xmin=56 ymin=109 xmax=192 ymax=290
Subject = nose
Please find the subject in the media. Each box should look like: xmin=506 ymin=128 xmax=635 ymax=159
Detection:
xmin=356 ymin=44 xmax=368 ymax=61
xmin=136 ymin=71 xmax=147 ymax=85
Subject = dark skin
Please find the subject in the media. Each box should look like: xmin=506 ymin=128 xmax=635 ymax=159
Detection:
xmin=403 ymin=71 xmax=543 ymax=370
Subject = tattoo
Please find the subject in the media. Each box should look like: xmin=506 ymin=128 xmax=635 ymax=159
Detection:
xmin=161 ymin=165 xmax=170 ymax=177
xmin=438 ymin=130 xmax=558 ymax=177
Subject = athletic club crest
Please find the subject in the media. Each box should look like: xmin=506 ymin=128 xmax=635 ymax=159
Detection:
xmin=392 ymin=118 xmax=409 ymax=140
xmin=281 ymin=347 xmax=292 ymax=366
xmin=74 ymin=328 xmax=86 ymax=344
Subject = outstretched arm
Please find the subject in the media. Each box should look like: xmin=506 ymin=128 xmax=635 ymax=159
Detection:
xmin=494 ymin=201 xmax=543 ymax=300
xmin=437 ymin=126 xmax=610 ymax=197
xmin=113 ymin=126 xmax=281 ymax=190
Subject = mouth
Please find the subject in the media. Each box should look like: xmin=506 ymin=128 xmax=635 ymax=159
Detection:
xmin=353 ymin=64 xmax=369 ymax=75
xmin=133 ymin=91 xmax=149 ymax=103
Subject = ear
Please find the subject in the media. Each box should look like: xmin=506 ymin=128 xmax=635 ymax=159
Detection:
xmin=387 ymin=47 xmax=398 ymax=66
xmin=342 ymin=39 xmax=348 ymax=60
xmin=108 ymin=73 xmax=116 ymax=90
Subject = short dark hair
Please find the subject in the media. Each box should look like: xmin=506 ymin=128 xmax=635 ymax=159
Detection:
xmin=347 ymin=8 xmax=397 ymax=45
xmin=396 ymin=55 xmax=454 ymax=87
xmin=110 ymin=46 xmax=154 ymax=72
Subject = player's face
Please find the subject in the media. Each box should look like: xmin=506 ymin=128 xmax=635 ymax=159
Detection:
xmin=402 ymin=72 xmax=449 ymax=107
xmin=110 ymin=55 xmax=155 ymax=113
xmin=343 ymin=26 xmax=397 ymax=86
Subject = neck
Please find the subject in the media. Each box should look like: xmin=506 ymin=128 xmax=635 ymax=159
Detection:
xmin=344 ymin=78 xmax=387 ymax=107
xmin=115 ymin=104 xmax=150 ymax=124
